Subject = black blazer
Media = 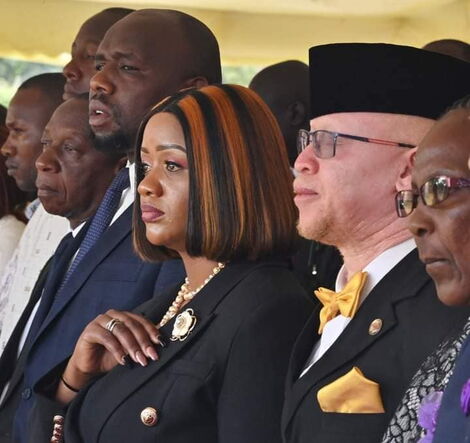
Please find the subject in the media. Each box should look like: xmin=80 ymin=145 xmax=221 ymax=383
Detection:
xmin=282 ymin=249 xmax=470 ymax=443
xmin=30 ymin=259 xmax=314 ymax=443
xmin=0 ymin=206 xmax=184 ymax=443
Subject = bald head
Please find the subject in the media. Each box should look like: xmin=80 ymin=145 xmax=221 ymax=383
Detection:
xmin=19 ymin=72 xmax=65 ymax=105
xmin=250 ymin=61 xmax=309 ymax=165
xmin=423 ymin=39 xmax=470 ymax=63
xmin=63 ymin=7 xmax=134 ymax=99
xmin=84 ymin=8 xmax=134 ymax=31
xmin=89 ymin=8 xmax=221 ymax=155
xmin=107 ymin=9 xmax=221 ymax=84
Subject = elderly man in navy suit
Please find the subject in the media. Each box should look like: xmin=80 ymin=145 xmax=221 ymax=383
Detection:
xmin=282 ymin=44 xmax=470 ymax=443
xmin=0 ymin=9 xmax=221 ymax=443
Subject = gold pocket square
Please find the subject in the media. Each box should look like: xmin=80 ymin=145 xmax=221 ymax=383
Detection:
xmin=317 ymin=367 xmax=385 ymax=413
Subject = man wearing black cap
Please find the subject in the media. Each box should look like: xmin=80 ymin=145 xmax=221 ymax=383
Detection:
xmin=282 ymin=43 xmax=470 ymax=443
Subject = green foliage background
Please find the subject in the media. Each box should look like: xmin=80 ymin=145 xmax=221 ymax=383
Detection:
xmin=0 ymin=58 xmax=262 ymax=107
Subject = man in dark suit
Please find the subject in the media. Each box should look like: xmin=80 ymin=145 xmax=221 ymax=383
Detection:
xmin=282 ymin=44 xmax=470 ymax=443
xmin=0 ymin=96 xmax=128 ymax=440
xmin=0 ymin=9 xmax=221 ymax=443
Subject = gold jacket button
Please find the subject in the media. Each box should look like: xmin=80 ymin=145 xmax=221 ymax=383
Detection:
xmin=368 ymin=318 xmax=383 ymax=335
xmin=141 ymin=407 xmax=158 ymax=426
xmin=50 ymin=415 xmax=64 ymax=442
xmin=53 ymin=415 xmax=64 ymax=425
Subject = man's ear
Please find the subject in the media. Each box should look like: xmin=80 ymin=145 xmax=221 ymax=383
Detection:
xmin=395 ymin=147 xmax=417 ymax=191
xmin=287 ymin=100 xmax=307 ymax=127
xmin=180 ymin=76 xmax=209 ymax=90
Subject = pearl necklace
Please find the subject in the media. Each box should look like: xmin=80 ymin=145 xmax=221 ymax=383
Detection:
xmin=158 ymin=262 xmax=225 ymax=328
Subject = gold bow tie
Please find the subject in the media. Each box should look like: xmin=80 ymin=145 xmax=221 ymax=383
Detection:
xmin=315 ymin=271 xmax=368 ymax=334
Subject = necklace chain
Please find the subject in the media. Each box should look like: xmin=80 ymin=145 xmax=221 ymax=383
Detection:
xmin=158 ymin=262 xmax=225 ymax=328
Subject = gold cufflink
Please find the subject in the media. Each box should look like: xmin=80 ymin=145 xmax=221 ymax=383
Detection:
xmin=141 ymin=407 xmax=158 ymax=426
xmin=368 ymin=318 xmax=383 ymax=336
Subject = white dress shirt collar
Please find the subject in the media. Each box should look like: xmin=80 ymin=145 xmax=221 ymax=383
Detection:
xmin=335 ymin=237 xmax=417 ymax=304
xmin=110 ymin=162 xmax=135 ymax=226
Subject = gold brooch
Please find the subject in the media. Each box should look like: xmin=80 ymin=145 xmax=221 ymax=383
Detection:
xmin=170 ymin=309 xmax=197 ymax=341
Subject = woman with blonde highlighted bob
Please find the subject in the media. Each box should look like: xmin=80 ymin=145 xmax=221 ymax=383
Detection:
xmin=30 ymin=85 xmax=313 ymax=443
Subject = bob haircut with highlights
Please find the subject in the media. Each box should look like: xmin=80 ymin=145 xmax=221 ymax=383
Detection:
xmin=133 ymin=84 xmax=298 ymax=263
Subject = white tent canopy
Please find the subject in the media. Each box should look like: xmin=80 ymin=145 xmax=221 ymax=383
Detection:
xmin=0 ymin=0 xmax=468 ymax=66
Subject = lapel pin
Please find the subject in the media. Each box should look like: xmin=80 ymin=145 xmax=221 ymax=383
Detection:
xmin=140 ymin=407 xmax=158 ymax=426
xmin=171 ymin=308 xmax=197 ymax=342
xmin=368 ymin=318 xmax=383 ymax=336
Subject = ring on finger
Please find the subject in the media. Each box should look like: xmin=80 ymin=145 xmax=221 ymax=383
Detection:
xmin=105 ymin=318 xmax=123 ymax=334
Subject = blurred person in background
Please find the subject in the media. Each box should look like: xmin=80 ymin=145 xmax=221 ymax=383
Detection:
xmin=0 ymin=104 xmax=27 ymax=285
xmin=0 ymin=74 xmax=68 ymax=350
xmin=250 ymin=60 xmax=343 ymax=293
xmin=62 ymin=7 xmax=134 ymax=100
xmin=423 ymin=38 xmax=470 ymax=63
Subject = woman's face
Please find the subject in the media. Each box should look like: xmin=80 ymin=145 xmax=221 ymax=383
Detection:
xmin=409 ymin=108 xmax=470 ymax=306
xmin=138 ymin=112 xmax=189 ymax=253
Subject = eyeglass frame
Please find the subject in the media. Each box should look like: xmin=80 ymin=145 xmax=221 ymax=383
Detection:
xmin=395 ymin=175 xmax=470 ymax=218
xmin=297 ymin=129 xmax=416 ymax=159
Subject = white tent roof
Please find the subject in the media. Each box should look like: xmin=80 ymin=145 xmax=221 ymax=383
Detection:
xmin=0 ymin=0 xmax=467 ymax=66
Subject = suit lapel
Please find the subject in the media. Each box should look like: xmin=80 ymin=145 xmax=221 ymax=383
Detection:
xmin=283 ymin=249 xmax=431 ymax=429
xmin=88 ymin=260 xmax=288 ymax=434
xmin=34 ymin=206 xmax=133 ymax=341
xmin=284 ymin=306 xmax=321 ymax=388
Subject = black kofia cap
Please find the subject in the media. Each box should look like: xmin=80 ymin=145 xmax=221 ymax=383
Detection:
xmin=309 ymin=43 xmax=470 ymax=119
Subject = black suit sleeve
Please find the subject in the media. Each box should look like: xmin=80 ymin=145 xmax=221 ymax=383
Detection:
xmin=217 ymin=294 xmax=310 ymax=443
xmin=28 ymin=360 xmax=68 ymax=443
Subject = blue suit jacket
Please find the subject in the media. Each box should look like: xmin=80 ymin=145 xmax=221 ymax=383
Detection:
xmin=0 ymin=205 xmax=185 ymax=443
xmin=434 ymin=332 xmax=470 ymax=443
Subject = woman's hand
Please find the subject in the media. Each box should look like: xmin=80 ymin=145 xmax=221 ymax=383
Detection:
xmin=60 ymin=310 xmax=163 ymax=399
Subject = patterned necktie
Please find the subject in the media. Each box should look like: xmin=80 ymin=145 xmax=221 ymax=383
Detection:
xmin=315 ymin=271 xmax=368 ymax=334
xmin=60 ymin=167 xmax=130 ymax=288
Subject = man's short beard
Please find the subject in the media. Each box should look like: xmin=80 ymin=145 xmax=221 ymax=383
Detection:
xmin=94 ymin=130 xmax=132 ymax=156
xmin=297 ymin=217 xmax=335 ymax=246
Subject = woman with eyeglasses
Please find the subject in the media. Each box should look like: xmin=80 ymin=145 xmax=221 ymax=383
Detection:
xmin=382 ymin=96 xmax=470 ymax=442
xmin=29 ymin=85 xmax=313 ymax=443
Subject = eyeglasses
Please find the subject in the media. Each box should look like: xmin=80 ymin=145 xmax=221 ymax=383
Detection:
xmin=297 ymin=129 xmax=416 ymax=159
xmin=395 ymin=175 xmax=470 ymax=218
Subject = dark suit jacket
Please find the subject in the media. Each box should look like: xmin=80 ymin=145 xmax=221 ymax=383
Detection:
xmin=291 ymin=239 xmax=343 ymax=292
xmin=0 ymin=259 xmax=52 ymax=442
xmin=282 ymin=249 xmax=470 ymax=443
xmin=0 ymin=206 xmax=185 ymax=443
xmin=30 ymin=259 xmax=313 ymax=443
xmin=433 ymin=333 xmax=470 ymax=442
